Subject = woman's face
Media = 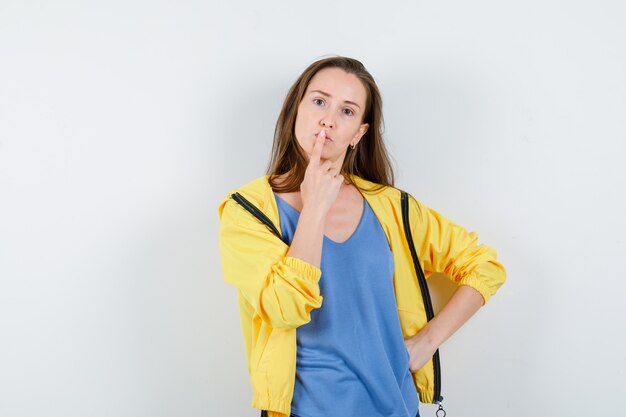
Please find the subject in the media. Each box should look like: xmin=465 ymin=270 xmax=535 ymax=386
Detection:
xmin=294 ymin=67 xmax=369 ymax=166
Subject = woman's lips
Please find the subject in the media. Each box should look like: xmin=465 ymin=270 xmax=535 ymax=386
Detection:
xmin=317 ymin=130 xmax=332 ymax=142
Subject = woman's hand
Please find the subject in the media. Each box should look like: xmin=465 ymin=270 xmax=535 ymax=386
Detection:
xmin=404 ymin=330 xmax=439 ymax=372
xmin=403 ymin=285 xmax=485 ymax=372
xmin=300 ymin=129 xmax=344 ymax=217
xmin=285 ymin=129 xmax=344 ymax=269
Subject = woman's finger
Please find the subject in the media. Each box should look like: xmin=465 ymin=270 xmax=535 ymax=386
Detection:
xmin=309 ymin=129 xmax=326 ymax=167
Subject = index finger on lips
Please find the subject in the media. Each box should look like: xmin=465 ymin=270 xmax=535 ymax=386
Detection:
xmin=310 ymin=129 xmax=325 ymax=165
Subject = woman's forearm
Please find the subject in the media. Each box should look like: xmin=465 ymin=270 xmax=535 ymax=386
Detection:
xmin=420 ymin=285 xmax=485 ymax=347
xmin=405 ymin=285 xmax=485 ymax=371
xmin=286 ymin=206 xmax=327 ymax=269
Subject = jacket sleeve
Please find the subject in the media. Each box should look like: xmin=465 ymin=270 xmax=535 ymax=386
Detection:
xmin=409 ymin=195 xmax=506 ymax=304
xmin=218 ymin=197 xmax=324 ymax=329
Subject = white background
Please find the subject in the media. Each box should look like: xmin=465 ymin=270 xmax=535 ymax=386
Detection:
xmin=1 ymin=1 xmax=625 ymax=416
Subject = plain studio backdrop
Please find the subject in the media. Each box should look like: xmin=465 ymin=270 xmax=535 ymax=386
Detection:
xmin=1 ymin=1 xmax=625 ymax=416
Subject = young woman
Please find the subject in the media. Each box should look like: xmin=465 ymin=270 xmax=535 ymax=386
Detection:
xmin=218 ymin=56 xmax=506 ymax=417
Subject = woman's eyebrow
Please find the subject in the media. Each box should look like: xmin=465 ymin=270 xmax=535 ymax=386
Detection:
xmin=309 ymin=89 xmax=361 ymax=109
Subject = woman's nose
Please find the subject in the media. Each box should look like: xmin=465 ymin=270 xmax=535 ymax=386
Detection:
xmin=320 ymin=115 xmax=335 ymax=129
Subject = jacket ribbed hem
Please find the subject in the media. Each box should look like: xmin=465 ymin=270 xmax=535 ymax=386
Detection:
xmin=252 ymin=393 xmax=291 ymax=417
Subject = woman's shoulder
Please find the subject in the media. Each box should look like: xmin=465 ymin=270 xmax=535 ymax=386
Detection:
xmin=217 ymin=175 xmax=272 ymax=217
xmin=350 ymin=174 xmax=434 ymax=220
xmin=350 ymin=174 xmax=402 ymax=199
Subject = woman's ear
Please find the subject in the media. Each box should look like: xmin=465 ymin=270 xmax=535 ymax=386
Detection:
xmin=355 ymin=123 xmax=369 ymax=144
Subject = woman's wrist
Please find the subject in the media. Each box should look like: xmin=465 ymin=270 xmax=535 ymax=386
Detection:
xmin=413 ymin=321 xmax=443 ymax=350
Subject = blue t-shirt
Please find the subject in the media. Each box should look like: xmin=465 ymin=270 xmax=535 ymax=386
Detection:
xmin=274 ymin=193 xmax=419 ymax=417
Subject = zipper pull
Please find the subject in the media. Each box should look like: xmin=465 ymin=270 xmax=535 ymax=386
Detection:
xmin=436 ymin=403 xmax=446 ymax=417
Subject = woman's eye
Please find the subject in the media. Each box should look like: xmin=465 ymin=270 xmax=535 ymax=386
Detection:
xmin=343 ymin=108 xmax=354 ymax=116
xmin=313 ymin=98 xmax=325 ymax=106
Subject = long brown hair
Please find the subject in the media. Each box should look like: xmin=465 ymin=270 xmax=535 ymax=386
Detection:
xmin=265 ymin=56 xmax=395 ymax=193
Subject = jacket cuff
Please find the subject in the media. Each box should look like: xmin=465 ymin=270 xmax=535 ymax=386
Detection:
xmin=458 ymin=274 xmax=491 ymax=305
xmin=284 ymin=256 xmax=322 ymax=282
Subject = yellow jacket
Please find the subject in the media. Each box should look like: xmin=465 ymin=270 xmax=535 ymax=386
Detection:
xmin=217 ymin=174 xmax=506 ymax=417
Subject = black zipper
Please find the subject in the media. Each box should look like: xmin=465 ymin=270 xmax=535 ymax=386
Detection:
xmin=401 ymin=191 xmax=443 ymax=404
xmin=231 ymin=192 xmax=286 ymax=244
